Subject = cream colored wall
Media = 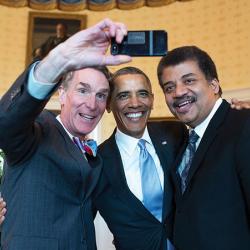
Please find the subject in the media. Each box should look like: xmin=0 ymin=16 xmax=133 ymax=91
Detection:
xmin=0 ymin=0 xmax=249 ymax=141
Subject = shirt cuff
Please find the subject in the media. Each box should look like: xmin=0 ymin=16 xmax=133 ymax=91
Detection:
xmin=28 ymin=61 xmax=56 ymax=100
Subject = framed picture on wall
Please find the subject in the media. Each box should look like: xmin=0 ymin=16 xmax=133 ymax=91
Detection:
xmin=26 ymin=12 xmax=87 ymax=65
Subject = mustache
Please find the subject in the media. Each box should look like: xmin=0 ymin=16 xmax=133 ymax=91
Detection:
xmin=173 ymin=95 xmax=196 ymax=108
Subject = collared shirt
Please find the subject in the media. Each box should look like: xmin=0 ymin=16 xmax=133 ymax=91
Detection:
xmin=194 ymin=98 xmax=223 ymax=148
xmin=178 ymin=98 xmax=223 ymax=177
xmin=56 ymin=116 xmax=89 ymax=160
xmin=56 ymin=115 xmax=74 ymax=141
xmin=115 ymin=127 xmax=164 ymax=202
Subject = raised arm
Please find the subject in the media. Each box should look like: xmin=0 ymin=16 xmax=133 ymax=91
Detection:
xmin=34 ymin=18 xmax=132 ymax=83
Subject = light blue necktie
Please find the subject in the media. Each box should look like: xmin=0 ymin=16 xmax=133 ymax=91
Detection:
xmin=138 ymin=139 xmax=163 ymax=221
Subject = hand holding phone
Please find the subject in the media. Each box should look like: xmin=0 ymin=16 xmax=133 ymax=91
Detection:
xmin=111 ymin=30 xmax=167 ymax=57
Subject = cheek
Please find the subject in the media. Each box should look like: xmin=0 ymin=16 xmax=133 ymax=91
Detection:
xmin=164 ymin=94 xmax=172 ymax=105
xmin=98 ymin=103 xmax=107 ymax=115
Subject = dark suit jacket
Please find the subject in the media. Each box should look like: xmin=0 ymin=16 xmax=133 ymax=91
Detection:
xmin=172 ymin=100 xmax=250 ymax=250
xmin=0 ymin=69 xmax=102 ymax=250
xmin=93 ymin=121 xmax=187 ymax=250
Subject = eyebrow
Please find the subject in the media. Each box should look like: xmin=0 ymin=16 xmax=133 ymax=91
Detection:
xmin=116 ymin=91 xmax=130 ymax=96
xmin=163 ymin=73 xmax=197 ymax=86
xmin=78 ymin=82 xmax=90 ymax=89
xmin=181 ymin=73 xmax=196 ymax=79
xmin=78 ymin=82 xmax=109 ymax=93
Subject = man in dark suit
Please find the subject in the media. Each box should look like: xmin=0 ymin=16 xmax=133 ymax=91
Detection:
xmin=0 ymin=19 xmax=131 ymax=250
xmin=92 ymin=67 xmax=187 ymax=250
xmin=157 ymin=46 xmax=250 ymax=250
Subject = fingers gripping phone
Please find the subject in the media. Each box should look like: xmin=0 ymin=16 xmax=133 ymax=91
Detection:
xmin=111 ymin=30 xmax=167 ymax=57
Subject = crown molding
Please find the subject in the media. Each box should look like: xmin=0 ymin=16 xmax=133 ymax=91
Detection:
xmin=222 ymin=87 xmax=250 ymax=101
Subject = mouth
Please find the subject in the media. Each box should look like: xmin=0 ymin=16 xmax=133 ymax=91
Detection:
xmin=125 ymin=111 xmax=144 ymax=120
xmin=79 ymin=113 xmax=96 ymax=121
xmin=173 ymin=96 xmax=196 ymax=113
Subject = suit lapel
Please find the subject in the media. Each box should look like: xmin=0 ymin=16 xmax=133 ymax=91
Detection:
xmin=184 ymin=100 xmax=230 ymax=193
xmin=171 ymin=138 xmax=188 ymax=198
xmin=101 ymin=131 xmax=158 ymax=222
xmin=51 ymin=112 xmax=101 ymax=200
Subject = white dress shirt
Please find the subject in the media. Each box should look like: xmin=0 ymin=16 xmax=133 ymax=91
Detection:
xmin=194 ymin=98 xmax=223 ymax=148
xmin=115 ymin=127 xmax=164 ymax=202
xmin=178 ymin=98 xmax=223 ymax=178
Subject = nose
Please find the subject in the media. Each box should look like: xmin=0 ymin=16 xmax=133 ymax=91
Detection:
xmin=174 ymin=83 xmax=188 ymax=98
xmin=129 ymin=95 xmax=141 ymax=108
xmin=86 ymin=94 xmax=97 ymax=110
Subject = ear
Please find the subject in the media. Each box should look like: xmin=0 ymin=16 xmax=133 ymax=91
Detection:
xmin=58 ymin=86 xmax=66 ymax=105
xmin=106 ymin=95 xmax=112 ymax=113
xmin=210 ymin=79 xmax=220 ymax=94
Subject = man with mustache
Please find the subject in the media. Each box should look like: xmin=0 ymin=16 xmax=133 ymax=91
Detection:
xmin=157 ymin=45 xmax=250 ymax=250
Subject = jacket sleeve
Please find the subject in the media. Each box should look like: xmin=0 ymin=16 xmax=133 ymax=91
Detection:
xmin=235 ymin=114 xmax=250 ymax=219
xmin=0 ymin=67 xmax=48 ymax=166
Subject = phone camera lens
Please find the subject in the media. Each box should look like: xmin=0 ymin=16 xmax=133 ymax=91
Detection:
xmin=112 ymin=44 xmax=118 ymax=55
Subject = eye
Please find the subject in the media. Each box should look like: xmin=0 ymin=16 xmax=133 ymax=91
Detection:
xmin=138 ymin=91 xmax=150 ymax=98
xmin=77 ymin=87 xmax=88 ymax=94
xmin=117 ymin=92 xmax=129 ymax=100
xmin=96 ymin=92 xmax=108 ymax=101
xmin=163 ymin=84 xmax=175 ymax=94
xmin=185 ymin=78 xmax=196 ymax=85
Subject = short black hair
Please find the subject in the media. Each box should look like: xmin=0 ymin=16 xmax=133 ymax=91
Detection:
xmin=110 ymin=66 xmax=152 ymax=95
xmin=157 ymin=46 xmax=222 ymax=95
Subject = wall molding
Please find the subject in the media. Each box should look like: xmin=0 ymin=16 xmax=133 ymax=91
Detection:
xmin=222 ymin=87 xmax=250 ymax=101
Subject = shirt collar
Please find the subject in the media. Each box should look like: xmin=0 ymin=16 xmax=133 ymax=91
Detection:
xmin=194 ymin=98 xmax=222 ymax=138
xmin=56 ymin=115 xmax=75 ymax=141
xmin=115 ymin=127 xmax=152 ymax=156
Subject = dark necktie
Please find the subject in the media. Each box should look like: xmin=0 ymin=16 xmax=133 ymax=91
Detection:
xmin=73 ymin=137 xmax=98 ymax=157
xmin=138 ymin=139 xmax=163 ymax=221
xmin=179 ymin=130 xmax=199 ymax=193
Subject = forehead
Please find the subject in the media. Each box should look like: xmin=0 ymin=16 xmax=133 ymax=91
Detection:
xmin=162 ymin=60 xmax=204 ymax=80
xmin=113 ymin=73 xmax=151 ymax=92
xmin=70 ymin=68 xmax=109 ymax=89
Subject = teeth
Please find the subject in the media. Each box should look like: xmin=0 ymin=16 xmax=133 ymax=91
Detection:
xmin=126 ymin=112 xmax=142 ymax=118
xmin=178 ymin=100 xmax=192 ymax=107
xmin=80 ymin=114 xmax=94 ymax=120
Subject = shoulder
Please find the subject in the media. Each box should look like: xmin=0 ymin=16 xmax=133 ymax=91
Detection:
xmin=98 ymin=134 xmax=115 ymax=153
xmin=227 ymin=107 xmax=250 ymax=131
xmin=147 ymin=120 xmax=188 ymax=148
xmin=148 ymin=120 xmax=187 ymax=135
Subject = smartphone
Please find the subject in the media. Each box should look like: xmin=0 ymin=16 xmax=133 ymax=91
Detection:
xmin=110 ymin=30 xmax=167 ymax=57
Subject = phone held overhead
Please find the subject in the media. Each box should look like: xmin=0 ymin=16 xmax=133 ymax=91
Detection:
xmin=111 ymin=30 xmax=167 ymax=57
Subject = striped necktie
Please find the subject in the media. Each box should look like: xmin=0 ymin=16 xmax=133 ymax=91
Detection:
xmin=73 ymin=137 xmax=97 ymax=157
xmin=179 ymin=130 xmax=199 ymax=193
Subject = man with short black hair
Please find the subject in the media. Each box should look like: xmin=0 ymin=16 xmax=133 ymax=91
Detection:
xmin=157 ymin=46 xmax=250 ymax=250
